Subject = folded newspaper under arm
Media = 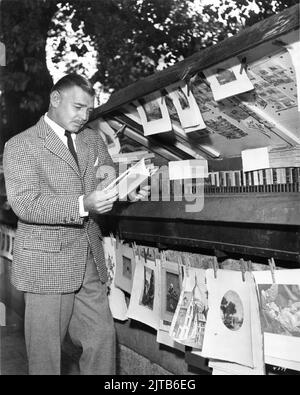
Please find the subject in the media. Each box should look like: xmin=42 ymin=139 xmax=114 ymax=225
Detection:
xmin=102 ymin=158 xmax=158 ymax=200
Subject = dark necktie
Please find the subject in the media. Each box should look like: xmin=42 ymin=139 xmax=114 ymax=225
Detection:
xmin=64 ymin=130 xmax=78 ymax=166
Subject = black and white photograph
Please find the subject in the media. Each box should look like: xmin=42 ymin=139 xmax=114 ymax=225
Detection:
xmin=114 ymin=242 xmax=136 ymax=294
xmin=166 ymin=271 xmax=180 ymax=314
xmin=0 ymin=0 xmax=299 ymax=377
xmin=122 ymin=255 xmax=132 ymax=280
xmin=216 ymin=68 xmax=237 ymax=85
xmin=169 ymin=268 xmax=208 ymax=350
xmin=166 ymin=81 xmax=207 ymax=132
xmin=221 ymin=290 xmax=244 ymax=331
xmin=203 ymin=56 xmax=255 ymax=101
xmin=126 ymin=249 xmax=160 ymax=330
xmin=258 ymin=284 xmax=300 ymax=337
xmin=140 ymin=266 xmax=155 ymax=310
xmin=135 ymin=92 xmax=173 ymax=136
xmin=157 ymin=255 xmax=184 ymax=349
xmin=139 ymin=97 xmax=163 ymax=123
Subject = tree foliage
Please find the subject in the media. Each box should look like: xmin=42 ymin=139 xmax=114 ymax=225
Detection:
xmin=216 ymin=0 xmax=299 ymax=31
xmin=0 ymin=0 xmax=58 ymax=148
xmin=53 ymin=0 xmax=230 ymax=91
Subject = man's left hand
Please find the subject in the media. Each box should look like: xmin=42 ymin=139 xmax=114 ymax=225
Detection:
xmin=128 ymin=185 xmax=151 ymax=202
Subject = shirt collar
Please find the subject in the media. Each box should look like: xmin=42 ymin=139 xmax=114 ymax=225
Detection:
xmin=44 ymin=113 xmax=66 ymax=140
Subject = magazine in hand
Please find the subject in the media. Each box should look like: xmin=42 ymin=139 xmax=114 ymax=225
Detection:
xmin=102 ymin=158 xmax=158 ymax=200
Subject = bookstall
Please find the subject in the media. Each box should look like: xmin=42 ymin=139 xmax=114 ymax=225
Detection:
xmin=1 ymin=4 xmax=300 ymax=375
xmin=87 ymin=4 xmax=300 ymax=375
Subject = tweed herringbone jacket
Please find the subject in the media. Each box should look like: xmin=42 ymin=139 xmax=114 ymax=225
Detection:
xmin=3 ymin=116 xmax=115 ymax=294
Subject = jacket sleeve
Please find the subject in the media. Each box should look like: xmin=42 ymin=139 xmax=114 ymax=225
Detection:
xmin=3 ymin=137 xmax=84 ymax=226
xmin=95 ymin=129 xmax=115 ymax=170
xmin=94 ymin=130 xmax=117 ymax=189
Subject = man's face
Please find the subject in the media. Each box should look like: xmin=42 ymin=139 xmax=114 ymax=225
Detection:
xmin=50 ymin=85 xmax=94 ymax=133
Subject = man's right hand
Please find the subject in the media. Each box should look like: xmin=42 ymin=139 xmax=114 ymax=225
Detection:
xmin=83 ymin=187 xmax=118 ymax=215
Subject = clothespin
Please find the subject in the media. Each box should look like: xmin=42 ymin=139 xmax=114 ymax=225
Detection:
xmin=212 ymin=257 xmax=218 ymax=279
xmin=240 ymin=258 xmax=246 ymax=282
xmin=196 ymin=255 xmax=201 ymax=269
xmin=181 ymin=65 xmax=194 ymax=97
xmin=240 ymin=57 xmax=247 ymax=74
xmin=181 ymin=65 xmax=192 ymax=82
xmin=152 ymin=247 xmax=157 ymax=265
xmin=164 ymin=250 xmax=169 ymax=262
xmin=160 ymin=251 xmax=164 ymax=264
xmin=178 ymin=254 xmax=185 ymax=285
xmin=144 ymin=247 xmax=150 ymax=262
xmin=115 ymin=232 xmax=120 ymax=248
xmin=136 ymin=244 xmax=141 ymax=260
xmin=186 ymin=77 xmax=192 ymax=97
xmin=268 ymin=257 xmax=276 ymax=284
xmin=109 ymin=232 xmax=115 ymax=248
xmin=115 ymin=124 xmax=126 ymax=137
xmin=247 ymin=260 xmax=253 ymax=272
xmin=184 ymin=255 xmax=191 ymax=277
xmin=175 ymin=252 xmax=180 ymax=269
xmin=132 ymin=241 xmax=137 ymax=256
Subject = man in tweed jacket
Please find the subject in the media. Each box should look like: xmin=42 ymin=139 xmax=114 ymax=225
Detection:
xmin=3 ymin=74 xmax=119 ymax=375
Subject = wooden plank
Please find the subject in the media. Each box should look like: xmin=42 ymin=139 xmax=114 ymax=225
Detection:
xmin=185 ymin=351 xmax=211 ymax=374
xmin=102 ymin=216 xmax=300 ymax=264
xmin=109 ymin=193 xmax=300 ymax=226
xmin=91 ymin=4 xmax=299 ymax=119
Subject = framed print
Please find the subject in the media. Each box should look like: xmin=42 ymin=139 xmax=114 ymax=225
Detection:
xmin=253 ymin=269 xmax=300 ymax=371
xmin=165 ymin=81 xmax=206 ymax=131
xmin=126 ymin=246 xmax=160 ymax=329
xmin=135 ymin=91 xmax=172 ymax=136
xmin=102 ymin=236 xmax=128 ymax=321
xmin=115 ymin=242 xmax=136 ymax=294
xmin=202 ymin=269 xmax=255 ymax=368
xmin=203 ymin=56 xmax=254 ymax=101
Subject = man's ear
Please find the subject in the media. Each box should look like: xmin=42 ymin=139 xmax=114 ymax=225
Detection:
xmin=50 ymin=90 xmax=61 ymax=108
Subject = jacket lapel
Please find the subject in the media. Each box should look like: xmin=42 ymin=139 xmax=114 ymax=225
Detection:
xmin=37 ymin=117 xmax=81 ymax=176
xmin=76 ymin=132 xmax=90 ymax=177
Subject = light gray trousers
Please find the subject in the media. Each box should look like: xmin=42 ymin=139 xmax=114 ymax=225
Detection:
xmin=24 ymin=250 xmax=116 ymax=375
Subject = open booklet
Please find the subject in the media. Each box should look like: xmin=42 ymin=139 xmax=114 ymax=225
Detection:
xmin=102 ymin=158 xmax=158 ymax=200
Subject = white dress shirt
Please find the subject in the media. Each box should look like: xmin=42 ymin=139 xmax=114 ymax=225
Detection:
xmin=44 ymin=113 xmax=88 ymax=217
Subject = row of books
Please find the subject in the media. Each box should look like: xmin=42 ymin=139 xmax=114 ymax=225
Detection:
xmin=208 ymin=167 xmax=300 ymax=187
xmin=147 ymin=167 xmax=300 ymax=199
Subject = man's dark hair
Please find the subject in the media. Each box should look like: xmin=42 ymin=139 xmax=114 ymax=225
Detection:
xmin=51 ymin=73 xmax=95 ymax=96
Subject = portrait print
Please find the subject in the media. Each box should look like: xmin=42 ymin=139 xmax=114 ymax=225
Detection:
xmin=216 ymin=68 xmax=237 ymax=85
xmin=122 ymin=255 xmax=132 ymax=280
xmin=139 ymin=97 xmax=163 ymax=123
xmin=166 ymin=271 xmax=180 ymax=314
xmin=140 ymin=266 xmax=155 ymax=310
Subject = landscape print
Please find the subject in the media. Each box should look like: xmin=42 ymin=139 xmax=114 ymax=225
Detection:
xmin=220 ymin=290 xmax=244 ymax=331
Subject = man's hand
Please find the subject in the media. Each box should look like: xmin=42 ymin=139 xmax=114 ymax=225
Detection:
xmin=128 ymin=185 xmax=151 ymax=202
xmin=83 ymin=187 xmax=118 ymax=214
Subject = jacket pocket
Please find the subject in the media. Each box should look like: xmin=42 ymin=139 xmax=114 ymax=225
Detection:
xmin=23 ymin=229 xmax=62 ymax=253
